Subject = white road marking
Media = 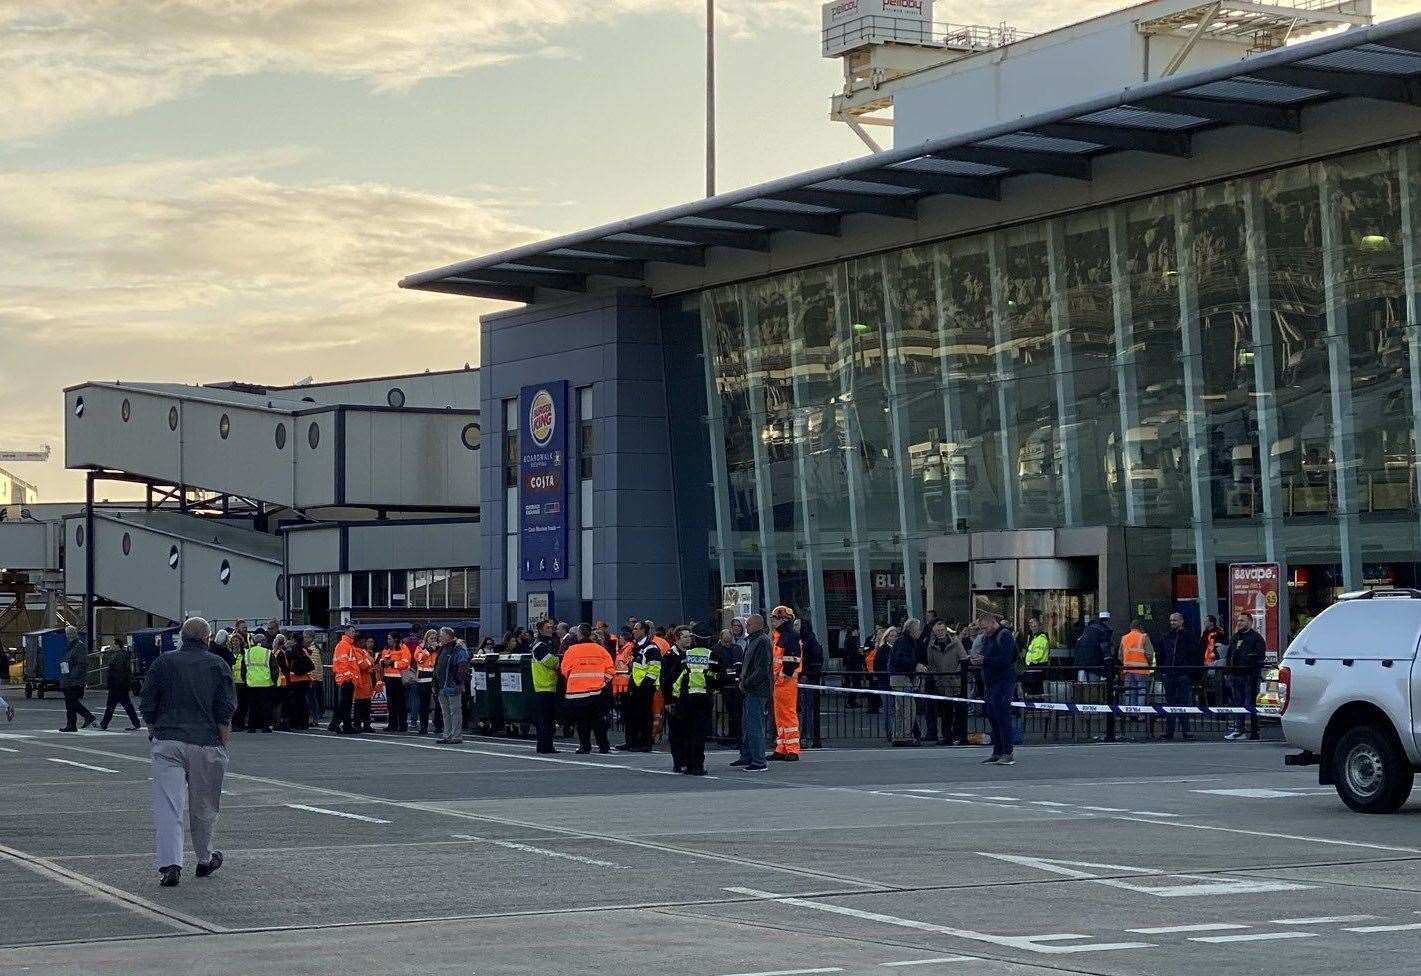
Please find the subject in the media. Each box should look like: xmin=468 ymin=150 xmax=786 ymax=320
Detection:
xmin=1192 ymin=788 xmax=1319 ymax=799
xmin=1109 ymin=814 xmax=1421 ymax=854
xmin=980 ymin=853 xmax=1311 ymax=898
xmin=1343 ymin=922 xmax=1421 ymax=933
xmin=1128 ymin=923 xmax=1249 ymax=934
xmin=286 ymin=803 xmax=392 ymax=824
xmin=980 ymin=796 xmax=1020 ymax=802
xmin=1080 ymin=806 xmax=1127 ymax=813
xmin=718 ymin=969 xmax=844 ymax=976
xmin=898 ymin=788 xmax=943 ymax=794
xmin=0 ymin=746 xmax=19 ymax=753
xmin=282 ymin=730 xmax=700 ymax=777
xmin=0 ymin=841 xmax=221 ymax=934
xmin=46 ymin=757 xmax=119 ymax=773
xmin=1128 ymin=811 xmax=1179 ymax=817
xmin=450 ymin=833 xmax=623 ymax=868
xmin=1029 ymin=801 xmax=1070 ymax=807
xmin=879 ymin=958 xmax=979 ymax=967
xmin=1190 ymin=932 xmax=1318 ymax=944
xmin=1271 ymin=915 xmax=1377 ymax=925
xmin=725 ymin=887 xmax=1154 ymax=955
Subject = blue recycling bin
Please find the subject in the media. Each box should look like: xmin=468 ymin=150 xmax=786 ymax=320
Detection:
xmin=21 ymin=628 xmax=67 ymax=699
xmin=129 ymin=627 xmax=179 ymax=676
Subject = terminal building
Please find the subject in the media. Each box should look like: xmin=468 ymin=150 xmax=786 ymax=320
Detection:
xmin=0 ymin=370 xmax=481 ymax=651
xmin=402 ymin=7 xmax=1421 ymax=654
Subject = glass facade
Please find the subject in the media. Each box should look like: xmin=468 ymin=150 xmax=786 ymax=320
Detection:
xmin=676 ymin=141 xmax=1421 ymax=645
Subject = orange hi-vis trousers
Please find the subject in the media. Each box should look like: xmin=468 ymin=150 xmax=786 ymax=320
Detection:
xmin=773 ymin=677 xmax=800 ymax=756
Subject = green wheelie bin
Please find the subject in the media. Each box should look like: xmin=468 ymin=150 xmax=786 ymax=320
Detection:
xmin=472 ymin=652 xmax=504 ymax=733
xmin=497 ymin=653 xmax=534 ymax=736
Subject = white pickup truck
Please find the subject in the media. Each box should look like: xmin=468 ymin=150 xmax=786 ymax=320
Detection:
xmin=1280 ymin=589 xmax=1421 ymax=814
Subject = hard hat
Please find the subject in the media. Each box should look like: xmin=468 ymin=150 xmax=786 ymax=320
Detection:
xmin=1098 ymin=610 xmax=1111 ymax=620
xmin=770 ymin=605 xmax=795 ymax=620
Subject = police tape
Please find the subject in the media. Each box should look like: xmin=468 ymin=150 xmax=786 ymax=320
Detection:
xmin=796 ymin=682 xmax=1271 ymax=717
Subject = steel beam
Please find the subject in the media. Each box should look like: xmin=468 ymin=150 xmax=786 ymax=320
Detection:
xmin=1134 ymin=94 xmax=1302 ymax=132
xmin=638 ymin=223 xmax=772 ymax=251
xmin=566 ymin=240 xmax=706 ymax=266
xmin=447 ymin=268 xmax=585 ymax=291
xmin=415 ymin=280 xmax=535 ymax=303
xmin=1032 ymin=122 xmax=1193 ymax=157
xmin=702 ymin=206 xmax=842 ymax=236
xmin=930 ymin=146 xmax=1093 ymax=180
xmin=1250 ymin=64 xmax=1421 ymax=104
xmin=849 ymin=168 xmax=1002 ymax=200
xmin=506 ymin=254 xmax=645 ymax=278
xmin=768 ymin=188 xmax=918 ymax=220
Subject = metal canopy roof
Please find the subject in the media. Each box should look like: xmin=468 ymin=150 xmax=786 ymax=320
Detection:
xmin=400 ymin=14 xmax=1421 ymax=305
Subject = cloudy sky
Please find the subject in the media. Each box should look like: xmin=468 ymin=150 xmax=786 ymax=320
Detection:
xmin=2 ymin=1 xmax=1412 ymax=500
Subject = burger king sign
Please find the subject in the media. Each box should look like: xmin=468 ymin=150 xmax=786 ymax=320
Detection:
xmin=519 ymin=382 xmax=569 ymax=581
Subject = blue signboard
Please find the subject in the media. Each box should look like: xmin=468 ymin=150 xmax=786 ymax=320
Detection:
xmin=519 ymin=381 xmax=568 ymax=580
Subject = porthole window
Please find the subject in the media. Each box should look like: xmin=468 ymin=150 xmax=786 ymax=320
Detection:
xmin=219 ymin=560 xmax=231 ymax=585
xmin=275 ymin=423 xmax=287 ymax=449
xmin=121 ymin=532 xmax=131 ymax=556
xmin=121 ymin=399 xmax=131 ymax=423
xmin=168 ymin=545 xmax=179 ymax=569
xmin=301 ymin=396 xmax=316 ymax=404
xmin=387 ymin=387 xmax=406 ymax=408
xmin=75 ymin=525 xmax=85 ymax=547
xmin=308 ymin=421 xmax=320 ymax=449
xmin=219 ymin=414 xmax=231 ymax=440
xmin=74 ymin=396 xmax=85 ymax=418
xmin=168 ymin=406 xmax=179 ymax=431
xmin=461 ymin=423 xmax=482 ymax=451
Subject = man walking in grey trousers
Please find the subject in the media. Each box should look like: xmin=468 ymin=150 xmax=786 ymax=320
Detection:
xmin=139 ymin=616 xmax=236 ymax=888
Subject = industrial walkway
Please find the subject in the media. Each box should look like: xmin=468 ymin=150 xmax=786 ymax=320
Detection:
xmin=0 ymin=696 xmax=1417 ymax=976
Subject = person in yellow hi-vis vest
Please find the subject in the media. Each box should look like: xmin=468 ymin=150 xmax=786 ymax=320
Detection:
xmin=1119 ymin=619 xmax=1155 ymax=708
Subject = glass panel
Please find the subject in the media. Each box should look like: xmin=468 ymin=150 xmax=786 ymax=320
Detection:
xmin=351 ymin=572 xmax=369 ymax=608
xmin=844 ymin=257 xmax=902 ymax=534
xmin=941 ymin=237 xmax=1007 ymax=529
xmin=1003 ymin=225 xmax=1061 ymax=528
xmin=1061 ymin=210 xmax=1121 ymax=524
xmin=581 ymin=528 xmax=594 ymax=600
xmin=889 ymin=246 xmax=951 ymax=536
xmin=1123 ymin=196 xmax=1190 ymax=529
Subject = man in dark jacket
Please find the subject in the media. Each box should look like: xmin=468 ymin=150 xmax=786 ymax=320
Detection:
xmin=1224 ymin=614 xmax=1267 ymax=739
xmin=1156 ymin=612 xmax=1201 ymax=740
xmin=733 ymin=614 xmax=773 ymax=771
xmin=140 ymin=617 xmax=235 ymax=888
xmin=970 ymin=614 xmax=1017 ymax=765
xmin=710 ymin=628 xmax=743 ymax=745
xmin=59 ymin=626 xmax=96 ymax=732
xmin=100 ymin=639 xmax=142 ymax=731
xmin=1074 ymin=612 xmax=1112 ymax=678
xmin=793 ymin=618 xmax=825 ymax=749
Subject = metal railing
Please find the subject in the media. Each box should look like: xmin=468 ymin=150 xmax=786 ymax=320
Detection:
xmin=823 ymin=17 xmax=1031 ymax=57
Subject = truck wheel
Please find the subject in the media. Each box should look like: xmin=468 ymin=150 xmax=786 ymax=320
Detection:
xmin=1333 ymin=725 xmax=1414 ymax=814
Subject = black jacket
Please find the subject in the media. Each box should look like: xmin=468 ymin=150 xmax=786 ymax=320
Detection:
xmin=106 ymin=646 xmax=134 ymax=691
xmin=740 ymin=631 xmax=773 ymax=696
xmin=1157 ymin=627 xmax=1202 ymax=670
xmin=1226 ymin=628 xmax=1267 ymax=671
xmin=1074 ymin=620 xmax=1112 ymax=669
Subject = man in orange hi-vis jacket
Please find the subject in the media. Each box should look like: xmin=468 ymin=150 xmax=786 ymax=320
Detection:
xmin=326 ymin=628 xmax=359 ymax=735
xmin=769 ymin=605 xmax=802 ymax=761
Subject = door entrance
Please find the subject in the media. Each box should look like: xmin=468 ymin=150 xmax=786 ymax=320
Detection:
xmin=303 ymin=586 xmax=331 ymax=629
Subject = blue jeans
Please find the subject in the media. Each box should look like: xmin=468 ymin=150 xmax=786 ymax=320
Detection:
xmin=1122 ymin=673 xmax=1149 ymax=707
xmin=739 ymin=693 xmax=769 ymax=767
xmin=984 ymin=679 xmax=1014 ymax=757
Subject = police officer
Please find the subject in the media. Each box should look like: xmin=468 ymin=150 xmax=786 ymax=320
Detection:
xmin=529 ymin=618 xmax=561 ymax=754
xmin=616 ymin=620 xmax=660 ymax=752
xmin=661 ymin=627 xmax=712 ymax=776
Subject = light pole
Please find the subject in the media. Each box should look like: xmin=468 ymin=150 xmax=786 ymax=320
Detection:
xmin=706 ymin=0 xmax=716 ymax=197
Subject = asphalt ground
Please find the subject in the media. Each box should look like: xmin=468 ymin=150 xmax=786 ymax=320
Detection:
xmin=1 ymin=693 xmax=1419 ymax=976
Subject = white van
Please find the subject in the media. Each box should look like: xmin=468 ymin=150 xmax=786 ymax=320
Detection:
xmin=1280 ymin=589 xmax=1421 ymax=814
